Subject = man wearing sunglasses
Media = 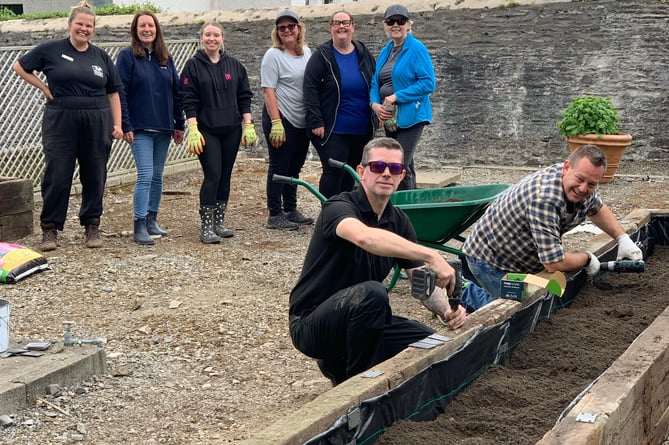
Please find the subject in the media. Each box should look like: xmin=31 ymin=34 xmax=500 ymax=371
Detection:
xmin=289 ymin=137 xmax=466 ymax=386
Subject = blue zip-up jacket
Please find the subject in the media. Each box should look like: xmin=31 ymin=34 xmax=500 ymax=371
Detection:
xmin=116 ymin=46 xmax=185 ymax=133
xmin=370 ymin=34 xmax=436 ymax=129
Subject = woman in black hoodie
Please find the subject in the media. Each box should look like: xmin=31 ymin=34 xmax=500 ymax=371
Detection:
xmin=180 ymin=21 xmax=257 ymax=243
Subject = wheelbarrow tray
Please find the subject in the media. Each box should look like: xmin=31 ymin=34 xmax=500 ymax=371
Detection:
xmin=391 ymin=183 xmax=511 ymax=245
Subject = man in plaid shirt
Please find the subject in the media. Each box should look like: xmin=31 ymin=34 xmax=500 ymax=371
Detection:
xmin=461 ymin=144 xmax=643 ymax=311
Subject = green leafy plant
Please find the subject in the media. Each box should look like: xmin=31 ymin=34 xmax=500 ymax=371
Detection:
xmin=0 ymin=2 xmax=161 ymax=21
xmin=556 ymin=95 xmax=621 ymax=138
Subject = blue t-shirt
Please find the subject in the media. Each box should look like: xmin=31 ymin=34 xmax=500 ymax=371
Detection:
xmin=333 ymin=49 xmax=369 ymax=135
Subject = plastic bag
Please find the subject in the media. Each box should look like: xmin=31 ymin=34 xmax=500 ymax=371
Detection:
xmin=0 ymin=242 xmax=51 ymax=284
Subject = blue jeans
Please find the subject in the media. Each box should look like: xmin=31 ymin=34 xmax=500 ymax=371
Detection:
xmin=463 ymin=255 xmax=506 ymax=310
xmin=131 ymin=131 xmax=171 ymax=219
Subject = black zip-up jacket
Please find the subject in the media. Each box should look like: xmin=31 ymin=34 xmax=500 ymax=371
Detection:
xmin=303 ymin=40 xmax=376 ymax=145
xmin=179 ymin=49 xmax=253 ymax=134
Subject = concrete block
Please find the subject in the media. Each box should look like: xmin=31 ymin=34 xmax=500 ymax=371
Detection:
xmin=0 ymin=341 xmax=106 ymax=414
xmin=415 ymin=170 xmax=461 ymax=188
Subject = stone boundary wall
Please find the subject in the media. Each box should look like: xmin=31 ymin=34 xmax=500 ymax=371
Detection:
xmin=2 ymin=0 xmax=667 ymax=168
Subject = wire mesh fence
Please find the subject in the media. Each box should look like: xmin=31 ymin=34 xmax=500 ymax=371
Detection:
xmin=0 ymin=40 xmax=200 ymax=190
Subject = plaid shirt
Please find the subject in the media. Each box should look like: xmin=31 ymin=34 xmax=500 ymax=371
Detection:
xmin=463 ymin=163 xmax=603 ymax=273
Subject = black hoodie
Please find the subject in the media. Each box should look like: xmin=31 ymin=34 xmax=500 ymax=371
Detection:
xmin=179 ymin=49 xmax=253 ymax=133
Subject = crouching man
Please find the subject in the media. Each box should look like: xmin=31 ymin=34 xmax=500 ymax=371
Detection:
xmin=289 ymin=137 xmax=466 ymax=385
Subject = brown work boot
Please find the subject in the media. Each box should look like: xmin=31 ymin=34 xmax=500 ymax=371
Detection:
xmin=84 ymin=220 xmax=102 ymax=248
xmin=39 ymin=222 xmax=58 ymax=252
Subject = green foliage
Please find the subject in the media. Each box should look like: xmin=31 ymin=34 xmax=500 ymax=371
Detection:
xmin=0 ymin=3 xmax=162 ymax=22
xmin=0 ymin=7 xmax=17 ymax=20
xmin=556 ymin=95 xmax=621 ymax=138
xmin=500 ymin=1 xmax=520 ymax=8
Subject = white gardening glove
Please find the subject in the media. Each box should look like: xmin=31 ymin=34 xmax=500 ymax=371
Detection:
xmin=585 ymin=252 xmax=600 ymax=276
xmin=616 ymin=234 xmax=643 ymax=260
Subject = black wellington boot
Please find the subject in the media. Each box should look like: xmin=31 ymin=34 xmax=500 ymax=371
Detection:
xmin=134 ymin=217 xmax=154 ymax=245
xmin=146 ymin=211 xmax=168 ymax=237
xmin=199 ymin=205 xmax=221 ymax=244
xmin=214 ymin=201 xmax=234 ymax=238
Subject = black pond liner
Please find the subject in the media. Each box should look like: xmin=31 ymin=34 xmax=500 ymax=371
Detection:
xmin=302 ymin=216 xmax=669 ymax=445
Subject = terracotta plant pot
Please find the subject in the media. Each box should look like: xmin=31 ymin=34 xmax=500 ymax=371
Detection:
xmin=566 ymin=133 xmax=633 ymax=183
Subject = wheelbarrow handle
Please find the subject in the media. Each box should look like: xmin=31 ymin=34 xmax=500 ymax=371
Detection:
xmin=271 ymin=174 xmax=293 ymax=185
xmin=327 ymin=158 xmax=361 ymax=184
xmin=272 ymin=174 xmax=327 ymax=203
xmin=327 ymin=158 xmax=346 ymax=169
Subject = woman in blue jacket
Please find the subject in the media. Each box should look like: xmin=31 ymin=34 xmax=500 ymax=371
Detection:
xmin=370 ymin=4 xmax=436 ymax=190
xmin=117 ymin=11 xmax=185 ymax=245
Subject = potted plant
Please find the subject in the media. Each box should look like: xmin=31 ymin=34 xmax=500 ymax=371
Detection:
xmin=556 ymin=95 xmax=632 ymax=183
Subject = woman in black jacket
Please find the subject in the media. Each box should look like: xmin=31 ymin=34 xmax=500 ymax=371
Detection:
xmin=303 ymin=11 xmax=376 ymax=198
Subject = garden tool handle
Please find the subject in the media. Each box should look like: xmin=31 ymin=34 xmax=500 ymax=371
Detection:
xmin=446 ymin=259 xmax=463 ymax=311
xmin=328 ymin=158 xmax=345 ymax=169
xmin=600 ymin=259 xmax=645 ymax=273
xmin=271 ymin=174 xmax=293 ymax=185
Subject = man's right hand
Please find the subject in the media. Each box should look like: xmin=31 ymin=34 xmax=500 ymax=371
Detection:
xmin=187 ymin=122 xmax=205 ymax=155
xmin=428 ymin=254 xmax=456 ymax=296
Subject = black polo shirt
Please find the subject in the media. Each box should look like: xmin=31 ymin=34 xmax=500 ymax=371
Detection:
xmin=289 ymin=187 xmax=422 ymax=317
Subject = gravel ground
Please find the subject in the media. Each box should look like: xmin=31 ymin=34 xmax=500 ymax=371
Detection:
xmin=1 ymin=153 xmax=668 ymax=444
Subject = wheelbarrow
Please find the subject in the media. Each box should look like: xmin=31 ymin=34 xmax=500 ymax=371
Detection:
xmin=272 ymin=159 xmax=512 ymax=289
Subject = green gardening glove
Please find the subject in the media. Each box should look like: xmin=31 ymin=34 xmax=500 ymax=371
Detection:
xmin=187 ymin=122 xmax=205 ymax=155
xmin=241 ymin=122 xmax=257 ymax=148
xmin=384 ymin=106 xmax=398 ymax=132
xmin=269 ymin=118 xmax=286 ymax=147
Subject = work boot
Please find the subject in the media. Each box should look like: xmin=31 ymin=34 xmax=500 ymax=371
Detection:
xmin=84 ymin=219 xmax=102 ymax=248
xmin=214 ymin=201 xmax=234 ymax=238
xmin=285 ymin=209 xmax=313 ymax=226
xmin=146 ymin=211 xmax=167 ymax=237
xmin=266 ymin=213 xmax=299 ymax=230
xmin=199 ymin=205 xmax=221 ymax=244
xmin=39 ymin=222 xmax=58 ymax=252
xmin=133 ymin=217 xmax=154 ymax=245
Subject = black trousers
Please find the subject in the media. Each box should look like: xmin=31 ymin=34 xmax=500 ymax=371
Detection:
xmin=315 ymin=133 xmax=369 ymax=199
xmin=290 ymin=281 xmax=434 ymax=384
xmin=262 ymin=108 xmax=310 ymax=216
xmin=40 ymin=96 xmax=113 ymax=230
xmin=384 ymin=122 xmax=425 ymax=191
xmin=197 ymin=127 xmax=242 ymax=206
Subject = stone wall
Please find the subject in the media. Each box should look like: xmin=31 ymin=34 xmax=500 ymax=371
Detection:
xmin=3 ymin=0 xmax=668 ymax=168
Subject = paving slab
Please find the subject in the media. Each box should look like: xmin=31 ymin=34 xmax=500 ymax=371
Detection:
xmin=0 ymin=339 xmax=106 ymax=414
xmin=415 ymin=169 xmax=461 ymax=188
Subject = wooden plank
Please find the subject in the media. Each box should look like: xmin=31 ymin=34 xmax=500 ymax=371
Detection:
xmin=0 ymin=177 xmax=34 ymax=215
xmin=0 ymin=211 xmax=33 ymax=241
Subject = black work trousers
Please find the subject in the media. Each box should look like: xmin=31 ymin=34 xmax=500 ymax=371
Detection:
xmin=40 ymin=96 xmax=113 ymax=230
xmin=197 ymin=126 xmax=242 ymax=206
xmin=290 ymin=281 xmax=434 ymax=385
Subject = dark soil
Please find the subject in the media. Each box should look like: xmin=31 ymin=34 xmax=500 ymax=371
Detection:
xmin=377 ymin=246 xmax=669 ymax=445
